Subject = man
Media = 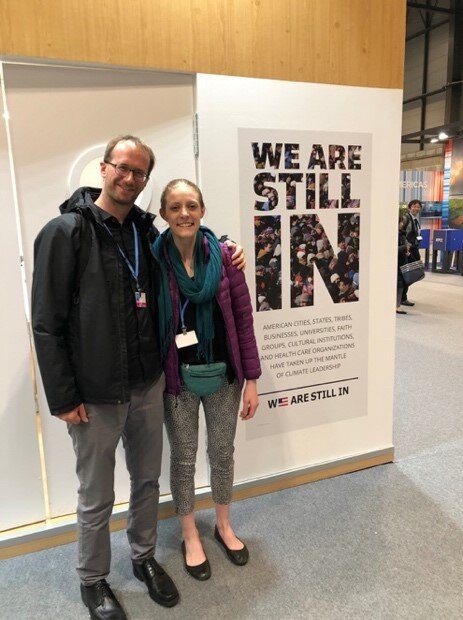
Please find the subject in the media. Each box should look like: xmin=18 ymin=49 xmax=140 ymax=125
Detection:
xmin=32 ymin=135 xmax=242 ymax=620
xmin=401 ymin=199 xmax=422 ymax=307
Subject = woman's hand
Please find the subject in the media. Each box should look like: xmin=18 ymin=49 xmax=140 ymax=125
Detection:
xmin=240 ymin=380 xmax=259 ymax=420
xmin=224 ymin=240 xmax=246 ymax=271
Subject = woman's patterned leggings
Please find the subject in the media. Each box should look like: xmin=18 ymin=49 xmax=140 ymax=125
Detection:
xmin=163 ymin=379 xmax=242 ymax=515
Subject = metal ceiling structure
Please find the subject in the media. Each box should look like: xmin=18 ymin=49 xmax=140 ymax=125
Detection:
xmin=402 ymin=0 xmax=463 ymax=147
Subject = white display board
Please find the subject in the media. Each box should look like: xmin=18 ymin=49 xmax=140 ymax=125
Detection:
xmin=196 ymin=74 xmax=401 ymax=482
xmin=0 ymin=81 xmax=45 ymax=530
xmin=2 ymin=63 xmax=201 ymax=520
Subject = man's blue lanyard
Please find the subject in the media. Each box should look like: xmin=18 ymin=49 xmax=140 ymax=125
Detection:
xmin=103 ymin=221 xmax=141 ymax=291
xmin=179 ymin=299 xmax=190 ymax=334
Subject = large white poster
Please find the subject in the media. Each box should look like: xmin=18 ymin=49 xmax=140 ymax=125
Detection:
xmin=239 ymin=129 xmax=371 ymax=437
xmin=198 ymin=74 xmax=398 ymax=478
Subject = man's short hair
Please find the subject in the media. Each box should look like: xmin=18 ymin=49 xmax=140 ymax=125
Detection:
xmin=104 ymin=135 xmax=156 ymax=177
xmin=407 ymin=199 xmax=422 ymax=210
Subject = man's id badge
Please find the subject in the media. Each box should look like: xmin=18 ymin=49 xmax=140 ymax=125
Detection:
xmin=135 ymin=291 xmax=147 ymax=308
xmin=175 ymin=330 xmax=199 ymax=348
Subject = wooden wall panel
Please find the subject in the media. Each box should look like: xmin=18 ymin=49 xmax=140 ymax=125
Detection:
xmin=0 ymin=0 xmax=406 ymax=88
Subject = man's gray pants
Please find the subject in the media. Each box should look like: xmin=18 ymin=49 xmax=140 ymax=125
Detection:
xmin=68 ymin=374 xmax=165 ymax=585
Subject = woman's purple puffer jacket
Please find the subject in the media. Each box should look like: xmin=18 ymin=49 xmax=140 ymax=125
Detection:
xmin=163 ymin=242 xmax=261 ymax=395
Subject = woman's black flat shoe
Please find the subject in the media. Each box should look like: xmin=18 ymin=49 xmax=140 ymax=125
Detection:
xmin=181 ymin=541 xmax=211 ymax=581
xmin=214 ymin=526 xmax=249 ymax=566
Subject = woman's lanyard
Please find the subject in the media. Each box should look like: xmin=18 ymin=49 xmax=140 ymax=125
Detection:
xmin=176 ymin=298 xmax=198 ymax=348
xmin=103 ymin=221 xmax=147 ymax=308
xmin=179 ymin=299 xmax=190 ymax=334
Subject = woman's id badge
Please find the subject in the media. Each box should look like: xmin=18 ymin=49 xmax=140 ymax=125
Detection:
xmin=135 ymin=291 xmax=147 ymax=308
xmin=175 ymin=330 xmax=199 ymax=348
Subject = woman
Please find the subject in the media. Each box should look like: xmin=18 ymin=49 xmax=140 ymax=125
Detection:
xmin=401 ymin=199 xmax=422 ymax=306
xmin=397 ymin=214 xmax=411 ymax=315
xmin=152 ymin=179 xmax=261 ymax=581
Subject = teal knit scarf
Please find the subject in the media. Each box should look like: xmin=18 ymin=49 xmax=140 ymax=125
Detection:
xmin=152 ymin=226 xmax=223 ymax=362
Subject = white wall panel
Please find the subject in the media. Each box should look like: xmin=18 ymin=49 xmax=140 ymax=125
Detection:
xmin=0 ymin=81 xmax=45 ymax=530
xmin=3 ymin=64 xmax=202 ymax=518
xmin=196 ymin=74 xmax=401 ymax=482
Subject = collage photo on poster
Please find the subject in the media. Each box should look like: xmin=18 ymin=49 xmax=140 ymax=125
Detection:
xmin=253 ymin=144 xmax=361 ymax=311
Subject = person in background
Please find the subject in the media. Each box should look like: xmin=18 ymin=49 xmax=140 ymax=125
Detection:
xmin=152 ymin=179 xmax=261 ymax=582
xmin=401 ymin=199 xmax=422 ymax=307
xmin=397 ymin=214 xmax=411 ymax=315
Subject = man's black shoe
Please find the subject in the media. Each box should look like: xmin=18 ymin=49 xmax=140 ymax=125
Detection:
xmin=401 ymin=300 xmax=415 ymax=307
xmin=133 ymin=557 xmax=179 ymax=607
xmin=80 ymin=579 xmax=127 ymax=620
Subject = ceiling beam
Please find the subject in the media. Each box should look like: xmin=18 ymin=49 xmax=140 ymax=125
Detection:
xmin=407 ymin=2 xmax=454 ymax=14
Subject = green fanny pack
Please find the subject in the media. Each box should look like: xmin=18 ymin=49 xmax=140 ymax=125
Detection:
xmin=180 ymin=362 xmax=227 ymax=397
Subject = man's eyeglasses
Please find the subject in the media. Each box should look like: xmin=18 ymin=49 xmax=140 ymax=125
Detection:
xmin=104 ymin=161 xmax=149 ymax=182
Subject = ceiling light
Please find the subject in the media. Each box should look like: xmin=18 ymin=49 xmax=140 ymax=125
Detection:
xmin=430 ymin=137 xmax=439 ymax=143
xmin=438 ymin=131 xmax=448 ymax=140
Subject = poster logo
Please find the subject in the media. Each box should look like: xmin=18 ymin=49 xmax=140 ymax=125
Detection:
xmin=266 ymin=384 xmax=351 ymax=411
xmin=267 ymin=396 xmax=289 ymax=408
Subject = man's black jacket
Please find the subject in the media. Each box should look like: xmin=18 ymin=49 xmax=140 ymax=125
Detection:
xmin=31 ymin=187 xmax=162 ymax=415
